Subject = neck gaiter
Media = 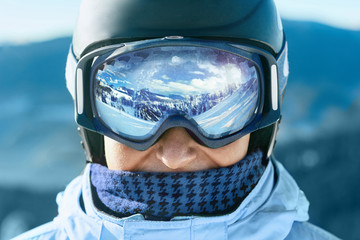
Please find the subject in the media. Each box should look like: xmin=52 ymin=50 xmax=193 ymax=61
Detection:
xmin=90 ymin=150 xmax=265 ymax=220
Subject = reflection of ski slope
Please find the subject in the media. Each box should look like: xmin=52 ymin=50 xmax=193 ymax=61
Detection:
xmin=193 ymin=89 xmax=257 ymax=136
xmin=96 ymin=83 xmax=258 ymax=137
xmin=96 ymin=99 xmax=156 ymax=138
xmin=97 ymin=81 xmax=132 ymax=101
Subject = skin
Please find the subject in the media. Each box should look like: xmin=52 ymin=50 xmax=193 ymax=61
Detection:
xmin=105 ymin=127 xmax=250 ymax=172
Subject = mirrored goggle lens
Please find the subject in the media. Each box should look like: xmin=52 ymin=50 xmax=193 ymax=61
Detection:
xmin=93 ymin=46 xmax=259 ymax=140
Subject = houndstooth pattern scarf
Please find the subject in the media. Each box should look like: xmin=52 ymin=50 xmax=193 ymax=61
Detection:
xmin=90 ymin=150 xmax=265 ymax=220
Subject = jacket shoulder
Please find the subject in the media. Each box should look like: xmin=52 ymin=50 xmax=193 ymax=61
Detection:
xmin=286 ymin=221 xmax=341 ymax=240
xmin=11 ymin=175 xmax=87 ymax=240
xmin=11 ymin=221 xmax=68 ymax=240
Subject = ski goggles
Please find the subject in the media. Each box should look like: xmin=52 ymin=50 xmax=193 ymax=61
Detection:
xmin=68 ymin=37 xmax=288 ymax=150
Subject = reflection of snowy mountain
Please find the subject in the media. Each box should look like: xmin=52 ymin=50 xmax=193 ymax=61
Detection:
xmin=95 ymin=77 xmax=256 ymax=122
xmin=95 ymin=76 xmax=258 ymax=138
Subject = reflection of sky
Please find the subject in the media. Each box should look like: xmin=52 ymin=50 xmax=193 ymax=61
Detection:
xmin=97 ymin=46 xmax=257 ymax=96
xmin=0 ymin=0 xmax=82 ymax=44
xmin=275 ymin=0 xmax=360 ymax=30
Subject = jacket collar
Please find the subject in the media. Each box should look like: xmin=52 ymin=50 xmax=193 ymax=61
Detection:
xmin=55 ymin=158 xmax=309 ymax=240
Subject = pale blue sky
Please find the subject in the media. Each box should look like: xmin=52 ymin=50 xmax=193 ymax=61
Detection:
xmin=275 ymin=0 xmax=360 ymax=30
xmin=0 ymin=0 xmax=359 ymax=44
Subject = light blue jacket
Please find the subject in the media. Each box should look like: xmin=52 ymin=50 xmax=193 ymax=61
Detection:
xmin=13 ymin=159 xmax=340 ymax=240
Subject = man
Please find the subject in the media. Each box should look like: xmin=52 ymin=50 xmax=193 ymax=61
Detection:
xmin=14 ymin=0 xmax=339 ymax=239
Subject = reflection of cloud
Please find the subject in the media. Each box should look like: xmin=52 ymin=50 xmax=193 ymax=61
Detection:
xmin=190 ymin=71 xmax=206 ymax=75
xmin=197 ymin=62 xmax=248 ymax=85
xmin=168 ymin=82 xmax=197 ymax=92
xmin=170 ymin=56 xmax=185 ymax=65
xmin=114 ymin=61 xmax=126 ymax=68
xmin=150 ymin=81 xmax=198 ymax=95
xmin=191 ymin=77 xmax=221 ymax=91
xmin=152 ymin=79 xmax=164 ymax=85
xmin=147 ymin=62 xmax=249 ymax=95
xmin=161 ymin=75 xmax=170 ymax=80
xmin=198 ymin=62 xmax=220 ymax=75
xmin=190 ymin=64 xmax=243 ymax=92
xmin=224 ymin=65 xmax=243 ymax=83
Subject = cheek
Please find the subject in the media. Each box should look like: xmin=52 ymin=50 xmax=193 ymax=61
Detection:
xmin=104 ymin=137 xmax=146 ymax=170
xmin=104 ymin=134 xmax=250 ymax=171
xmin=209 ymin=134 xmax=250 ymax=167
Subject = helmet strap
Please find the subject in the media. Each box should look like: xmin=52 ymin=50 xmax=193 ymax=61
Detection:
xmin=248 ymin=121 xmax=279 ymax=165
xmin=78 ymin=127 xmax=106 ymax=166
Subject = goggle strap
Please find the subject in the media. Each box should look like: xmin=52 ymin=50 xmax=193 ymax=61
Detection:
xmin=65 ymin=46 xmax=78 ymax=100
xmin=276 ymin=42 xmax=289 ymax=98
xmin=266 ymin=121 xmax=279 ymax=159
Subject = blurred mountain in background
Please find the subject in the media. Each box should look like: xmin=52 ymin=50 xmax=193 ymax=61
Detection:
xmin=274 ymin=21 xmax=360 ymax=240
xmin=0 ymin=38 xmax=85 ymax=240
xmin=0 ymin=20 xmax=359 ymax=239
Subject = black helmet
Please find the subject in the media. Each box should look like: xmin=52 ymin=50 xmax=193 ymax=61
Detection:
xmin=66 ymin=0 xmax=288 ymax=165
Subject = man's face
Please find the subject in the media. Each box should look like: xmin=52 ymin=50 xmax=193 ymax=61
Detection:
xmin=104 ymin=127 xmax=250 ymax=172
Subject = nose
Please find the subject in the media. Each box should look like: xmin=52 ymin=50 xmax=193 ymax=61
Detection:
xmin=155 ymin=127 xmax=197 ymax=170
